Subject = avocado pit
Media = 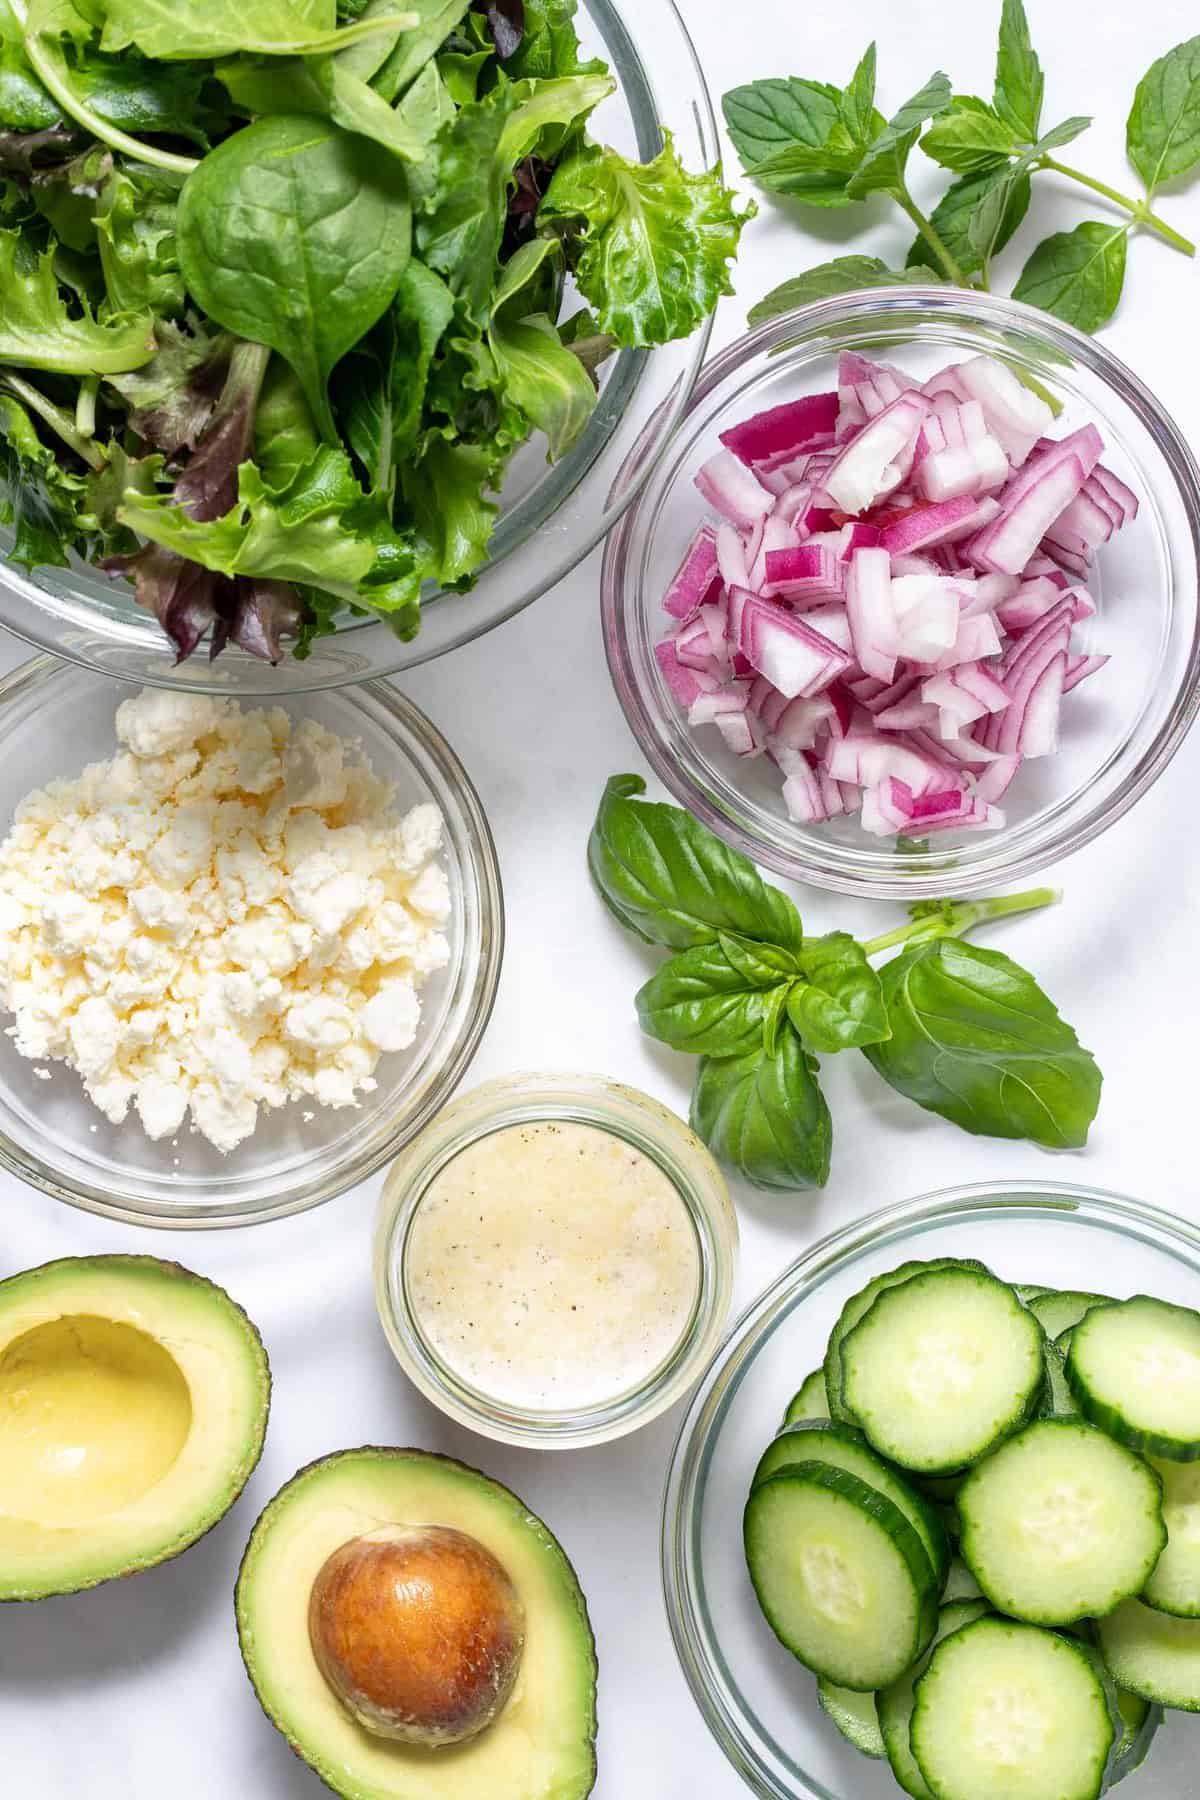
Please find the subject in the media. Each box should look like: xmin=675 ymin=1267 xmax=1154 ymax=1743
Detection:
xmin=308 ymin=1524 xmax=526 ymax=1746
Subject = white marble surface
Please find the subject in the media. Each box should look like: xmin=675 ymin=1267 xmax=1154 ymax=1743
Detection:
xmin=3 ymin=2 xmax=1200 ymax=1793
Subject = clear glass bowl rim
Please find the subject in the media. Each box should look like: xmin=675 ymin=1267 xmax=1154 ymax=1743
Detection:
xmin=660 ymin=1176 xmax=1200 ymax=1800
xmin=0 ymin=656 xmax=506 ymax=1229
xmin=0 ymin=0 xmax=721 ymax=697
xmin=602 ymin=287 xmax=1200 ymax=899
xmin=373 ymin=1071 xmax=739 ymax=1448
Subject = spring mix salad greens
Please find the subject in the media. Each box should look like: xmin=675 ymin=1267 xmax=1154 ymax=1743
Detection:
xmin=0 ymin=0 xmax=749 ymax=663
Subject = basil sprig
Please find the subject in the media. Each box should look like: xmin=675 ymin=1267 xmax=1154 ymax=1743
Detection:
xmin=589 ymin=776 xmax=1102 ymax=1192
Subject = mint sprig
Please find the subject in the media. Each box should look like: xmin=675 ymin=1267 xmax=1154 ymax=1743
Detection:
xmin=728 ymin=0 xmax=1199 ymax=334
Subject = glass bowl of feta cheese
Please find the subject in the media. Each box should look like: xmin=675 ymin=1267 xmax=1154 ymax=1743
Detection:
xmin=0 ymin=657 xmax=503 ymax=1227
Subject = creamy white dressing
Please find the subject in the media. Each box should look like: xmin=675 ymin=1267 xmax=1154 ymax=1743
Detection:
xmin=404 ymin=1120 xmax=701 ymax=1411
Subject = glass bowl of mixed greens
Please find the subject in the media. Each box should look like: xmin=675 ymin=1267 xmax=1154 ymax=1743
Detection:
xmin=662 ymin=1180 xmax=1200 ymax=1800
xmin=0 ymin=0 xmax=746 ymax=691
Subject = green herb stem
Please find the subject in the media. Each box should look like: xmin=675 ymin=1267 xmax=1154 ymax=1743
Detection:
xmin=893 ymin=185 xmax=970 ymax=285
xmin=1039 ymin=156 xmax=1195 ymax=255
xmin=1 ymin=372 xmax=105 ymax=470
xmin=75 ymin=375 xmax=98 ymax=441
xmin=861 ymin=886 xmax=1061 ymax=957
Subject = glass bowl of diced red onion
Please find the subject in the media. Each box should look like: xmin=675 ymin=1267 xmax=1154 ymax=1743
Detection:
xmin=601 ymin=287 xmax=1200 ymax=897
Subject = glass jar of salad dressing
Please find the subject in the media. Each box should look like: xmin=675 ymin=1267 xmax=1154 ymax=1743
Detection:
xmin=374 ymin=1074 xmax=738 ymax=1449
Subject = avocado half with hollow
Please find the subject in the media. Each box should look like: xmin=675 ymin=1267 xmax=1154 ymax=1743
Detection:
xmin=0 ymin=1255 xmax=270 ymax=1601
xmin=236 ymin=1448 xmax=598 ymax=1800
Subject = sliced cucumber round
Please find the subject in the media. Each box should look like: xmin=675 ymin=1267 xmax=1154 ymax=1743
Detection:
xmin=876 ymin=1599 xmax=989 ymax=1800
xmin=840 ymin=1267 xmax=1043 ymax=1475
xmin=1143 ymin=1456 xmax=1200 ymax=1617
xmin=1109 ymin=1686 xmax=1162 ymax=1785
xmin=1026 ymin=1289 xmax=1113 ymax=1341
xmin=743 ymin=1464 xmax=938 ymax=1691
xmin=1037 ymin=1334 xmax=1080 ymax=1420
xmin=752 ymin=1420 xmax=949 ymax=1590
xmin=1015 ymin=1283 xmax=1056 ymax=1302
xmin=823 ymin=1257 xmax=989 ymax=1423
xmin=782 ymin=1367 xmax=830 ymax=1426
xmin=910 ymin=1616 xmax=1116 ymax=1800
xmin=1097 ymin=1598 xmax=1200 ymax=1711
xmin=957 ymin=1420 xmax=1166 ymax=1625
xmin=1068 ymin=1295 xmax=1200 ymax=1461
xmin=817 ymin=1676 xmax=885 ymax=1758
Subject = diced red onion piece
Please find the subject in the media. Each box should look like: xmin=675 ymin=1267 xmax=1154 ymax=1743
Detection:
xmin=739 ymin=594 xmax=850 ymax=699
xmin=694 ymin=449 xmax=773 ymax=528
xmin=955 ymin=355 xmax=1055 ymax=466
xmin=823 ymin=391 xmax=930 ymax=514
xmin=1063 ymin=652 xmax=1109 ymax=693
xmin=762 ymin=543 xmax=845 ymax=606
xmin=719 ymin=392 xmax=839 ymax=466
xmin=917 ymin=435 xmax=1010 ymax=503
xmin=846 ymin=546 xmax=899 ymax=681
xmin=664 ymin=525 xmax=720 ymax=619
xmin=880 ymin=494 xmax=1000 ymax=555
xmin=655 ymin=640 xmax=719 ymax=706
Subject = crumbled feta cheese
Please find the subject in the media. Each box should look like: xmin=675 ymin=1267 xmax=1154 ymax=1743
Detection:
xmin=0 ymin=690 xmax=452 ymax=1151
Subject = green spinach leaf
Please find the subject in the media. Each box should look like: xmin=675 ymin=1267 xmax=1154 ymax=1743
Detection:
xmin=994 ymin=0 xmax=1044 ymax=142
xmin=787 ymin=931 xmax=889 ymax=1053
xmin=220 ymin=54 xmax=428 ymax=162
xmin=1127 ymin=35 xmax=1200 ymax=195
xmin=365 ymin=0 xmax=470 ymax=99
xmin=691 ymin=1027 xmax=833 ymax=1192
xmin=1012 ymin=219 xmax=1127 ymax=331
xmin=98 ymin=0 xmax=416 ymax=60
xmin=862 ymin=936 xmax=1101 ymax=1149
xmin=177 ymin=114 xmax=412 ymax=441
xmin=539 ymin=132 xmax=751 ymax=346
xmin=588 ymin=773 xmax=805 ymax=952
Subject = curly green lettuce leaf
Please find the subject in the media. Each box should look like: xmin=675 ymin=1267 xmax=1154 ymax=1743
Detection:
xmin=0 ymin=385 xmax=92 ymax=565
xmin=95 ymin=160 xmax=185 ymax=315
xmin=539 ymin=132 xmax=751 ymax=346
xmin=485 ymin=236 xmax=595 ymax=459
xmin=0 ymin=224 xmax=153 ymax=372
xmin=105 ymin=317 xmax=230 ymax=456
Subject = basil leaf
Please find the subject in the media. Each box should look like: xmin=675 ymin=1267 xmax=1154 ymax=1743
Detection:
xmin=1127 ymin=35 xmax=1200 ymax=195
xmin=588 ymin=774 xmax=804 ymax=952
xmin=787 ymin=931 xmax=890 ymax=1053
xmin=177 ymin=115 xmax=412 ymax=441
xmin=921 ymin=94 xmax=1017 ymax=173
xmin=862 ymin=937 xmax=1102 ymax=1149
xmin=846 ymin=70 xmax=952 ymax=200
xmin=1012 ymin=220 xmax=1128 ymax=332
xmin=749 ymin=256 xmax=942 ymax=327
xmin=691 ymin=1027 xmax=832 ymax=1192
xmin=635 ymin=943 xmax=775 ymax=1057
xmin=762 ymin=982 xmax=789 ymax=1057
xmin=718 ymin=932 xmax=801 ymax=986
xmin=994 ymin=0 xmax=1044 ymax=143
xmin=909 ymin=165 xmax=1030 ymax=280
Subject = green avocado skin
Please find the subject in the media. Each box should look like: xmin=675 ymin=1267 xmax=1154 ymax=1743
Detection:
xmin=0 ymin=1254 xmax=271 ymax=1602
xmin=235 ymin=1447 xmax=599 ymax=1800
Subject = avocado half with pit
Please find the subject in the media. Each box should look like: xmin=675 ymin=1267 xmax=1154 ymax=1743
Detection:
xmin=236 ymin=1448 xmax=598 ymax=1800
xmin=0 ymin=1255 xmax=270 ymax=1601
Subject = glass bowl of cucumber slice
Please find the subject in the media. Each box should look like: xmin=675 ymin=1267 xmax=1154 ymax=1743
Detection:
xmin=662 ymin=1180 xmax=1200 ymax=1800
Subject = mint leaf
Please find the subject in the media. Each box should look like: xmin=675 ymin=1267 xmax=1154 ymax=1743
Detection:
xmin=921 ymin=94 xmax=1017 ymax=173
xmin=691 ymin=1027 xmax=832 ymax=1191
xmin=910 ymin=165 xmax=1030 ymax=280
xmin=846 ymin=69 xmax=952 ymax=199
xmin=1127 ymin=35 xmax=1200 ymax=196
xmin=994 ymin=0 xmax=1044 ymax=142
xmin=749 ymin=256 xmax=942 ymax=327
xmin=968 ymin=116 xmax=1090 ymax=266
xmin=1012 ymin=220 xmax=1128 ymax=331
xmin=539 ymin=133 xmax=752 ymax=346
xmin=721 ymin=59 xmax=881 ymax=206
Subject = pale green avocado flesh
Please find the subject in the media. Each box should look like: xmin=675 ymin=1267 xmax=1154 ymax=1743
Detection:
xmin=236 ymin=1448 xmax=598 ymax=1800
xmin=0 ymin=1254 xmax=270 ymax=1600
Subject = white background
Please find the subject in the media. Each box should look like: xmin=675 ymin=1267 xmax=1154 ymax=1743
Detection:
xmin=3 ymin=2 xmax=1200 ymax=1794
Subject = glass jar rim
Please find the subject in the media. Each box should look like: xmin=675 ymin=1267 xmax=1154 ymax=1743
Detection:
xmin=373 ymin=1072 xmax=738 ymax=1449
